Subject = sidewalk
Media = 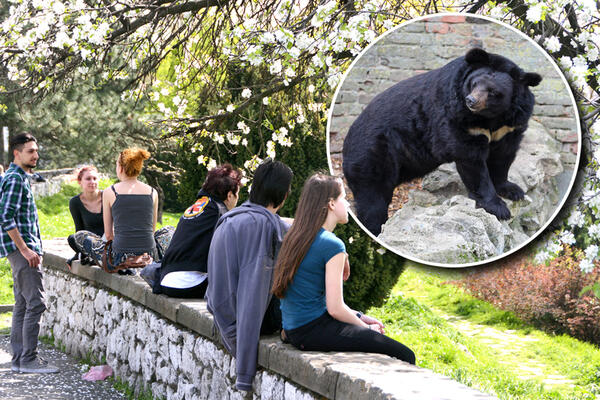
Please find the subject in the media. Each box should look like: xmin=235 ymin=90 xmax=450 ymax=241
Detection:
xmin=0 ymin=334 xmax=127 ymax=400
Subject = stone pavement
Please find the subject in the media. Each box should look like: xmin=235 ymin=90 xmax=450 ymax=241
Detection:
xmin=0 ymin=334 xmax=127 ymax=400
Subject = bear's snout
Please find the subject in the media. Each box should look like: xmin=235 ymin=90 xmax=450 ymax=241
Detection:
xmin=465 ymin=90 xmax=487 ymax=112
xmin=465 ymin=95 xmax=477 ymax=108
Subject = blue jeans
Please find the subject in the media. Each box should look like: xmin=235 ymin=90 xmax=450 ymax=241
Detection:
xmin=8 ymin=250 xmax=46 ymax=365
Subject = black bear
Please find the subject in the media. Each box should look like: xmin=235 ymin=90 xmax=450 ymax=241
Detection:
xmin=342 ymin=48 xmax=542 ymax=235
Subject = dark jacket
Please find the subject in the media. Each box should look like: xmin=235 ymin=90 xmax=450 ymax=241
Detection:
xmin=206 ymin=201 xmax=289 ymax=391
xmin=158 ymin=190 xmax=227 ymax=282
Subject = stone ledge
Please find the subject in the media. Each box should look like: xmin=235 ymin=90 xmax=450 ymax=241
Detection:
xmin=42 ymin=239 xmax=497 ymax=400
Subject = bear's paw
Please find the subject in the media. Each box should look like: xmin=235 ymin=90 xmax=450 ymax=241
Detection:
xmin=496 ymin=181 xmax=525 ymax=201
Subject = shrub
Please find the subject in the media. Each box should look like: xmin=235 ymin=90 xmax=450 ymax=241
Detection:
xmin=455 ymin=247 xmax=600 ymax=345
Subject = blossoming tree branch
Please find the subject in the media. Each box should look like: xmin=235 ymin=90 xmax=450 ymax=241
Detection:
xmin=1 ymin=0 xmax=599 ymax=282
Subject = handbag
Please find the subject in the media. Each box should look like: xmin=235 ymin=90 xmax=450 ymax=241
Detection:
xmin=101 ymin=240 xmax=153 ymax=273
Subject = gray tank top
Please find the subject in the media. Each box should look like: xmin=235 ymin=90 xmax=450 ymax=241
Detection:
xmin=110 ymin=185 xmax=156 ymax=254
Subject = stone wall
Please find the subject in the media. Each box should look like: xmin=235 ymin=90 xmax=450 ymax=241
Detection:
xmin=40 ymin=241 xmax=498 ymax=400
xmin=31 ymin=168 xmax=76 ymax=199
xmin=329 ymin=15 xmax=579 ymax=169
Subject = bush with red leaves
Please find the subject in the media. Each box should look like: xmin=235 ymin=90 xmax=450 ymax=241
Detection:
xmin=457 ymin=246 xmax=600 ymax=345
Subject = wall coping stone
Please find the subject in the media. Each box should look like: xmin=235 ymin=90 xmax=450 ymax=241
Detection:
xmin=42 ymin=239 xmax=497 ymax=400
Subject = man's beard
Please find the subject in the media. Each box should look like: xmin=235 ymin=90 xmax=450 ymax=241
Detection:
xmin=23 ymin=161 xmax=36 ymax=170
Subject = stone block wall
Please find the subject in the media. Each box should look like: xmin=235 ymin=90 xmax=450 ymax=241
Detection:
xmin=31 ymin=168 xmax=76 ymax=199
xmin=329 ymin=15 xmax=580 ymax=168
xmin=41 ymin=268 xmax=316 ymax=400
xmin=40 ymin=241 xmax=498 ymax=400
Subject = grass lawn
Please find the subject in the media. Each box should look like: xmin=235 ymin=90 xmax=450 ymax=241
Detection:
xmin=367 ymin=263 xmax=600 ymax=400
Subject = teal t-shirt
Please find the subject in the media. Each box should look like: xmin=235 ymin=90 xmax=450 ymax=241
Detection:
xmin=280 ymin=228 xmax=346 ymax=330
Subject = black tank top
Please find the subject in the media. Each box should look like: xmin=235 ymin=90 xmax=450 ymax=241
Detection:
xmin=110 ymin=185 xmax=156 ymax=253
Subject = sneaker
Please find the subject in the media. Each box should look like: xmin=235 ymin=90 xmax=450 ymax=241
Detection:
xmin=20 ymin=357 xmax=59 ymax=374
xmin=11 ymin=363 xmax=19 ymax=373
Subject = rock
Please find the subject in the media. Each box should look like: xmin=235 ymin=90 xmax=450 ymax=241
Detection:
xmin=379 ymin=120 xmax=566 ymax=264
xmin=141 ymin=345 xmax=155 ymax=381
xmin=169 ymin=342 xmax=182 ymax=372
xmin=261 ymin=373 xmax=285 ymax=400
xmin=208 ymin=369 xmax=229 ymax=400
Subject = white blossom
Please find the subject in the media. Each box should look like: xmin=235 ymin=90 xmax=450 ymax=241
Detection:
xmin=587 ymin=224 xmax=600 ymax=239
xmin=241 ymin=88 xmax=252 ymax=98
xmin=288 ymin=47 xmax=300 ymax=58
xmin=579 ymin=258 xmax=595 ymax=273
xmin=585 ymin=244 xmax=598 ymax=260
xmin=558 ymin=231 xmax=576 ymax=245
xmin=237 ymin=121 xmax=250 ymax=135
xmin=266 ymin=140 xmax=276 ymax=158
xmin=567 ymin=210 xmax=585 ymax=227
xmin=226 ymin=104 xmax=235 ymax=112
xmin=526 ymin=3 xmax=544 ymax=23
xmin=544 ymin=36 xmax=561 ymax=53
xmin=262 ymin=97 xmax=269 ymax=105
xmin=269 ymin=60 xmax=282 ymax=75
xmin=547 ymin=242 xmax=562 ymax=255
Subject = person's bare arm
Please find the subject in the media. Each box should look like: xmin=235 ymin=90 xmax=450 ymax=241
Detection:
xmin=325 ymin=252 xmax=368 ymax=327
xmin=152 ymin=188 xmax=158 ymax=232
xmin=103 ymin=188 xmax=115 ymax=241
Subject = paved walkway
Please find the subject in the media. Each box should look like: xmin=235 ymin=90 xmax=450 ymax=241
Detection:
xmin=0 ymin=334 xmax=127 ymax=400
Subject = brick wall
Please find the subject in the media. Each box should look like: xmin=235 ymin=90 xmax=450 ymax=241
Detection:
xmin=329 ymin=15 xmax=579 ymax=168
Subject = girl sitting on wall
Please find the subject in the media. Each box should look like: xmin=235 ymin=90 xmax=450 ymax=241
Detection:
xmin=155 ymin=164 xmax=242 ymax=298
xmin=66 ymin=166 xmax=103 ymax=268
xmin=272 ymin=173 xmax=415 ymax=364
xmin=81 ymin=148 xmax=158 ymax=274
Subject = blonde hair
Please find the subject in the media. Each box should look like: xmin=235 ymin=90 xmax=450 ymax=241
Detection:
xmin=118 ymin=148 xmax=150 ymax=177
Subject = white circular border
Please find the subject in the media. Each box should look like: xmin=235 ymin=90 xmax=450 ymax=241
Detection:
xmin=326 ymin=12 xmax=583 ymax=268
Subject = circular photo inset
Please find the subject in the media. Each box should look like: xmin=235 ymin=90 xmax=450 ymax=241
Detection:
xmin=327 ymin=14 xmax=581 ymax=267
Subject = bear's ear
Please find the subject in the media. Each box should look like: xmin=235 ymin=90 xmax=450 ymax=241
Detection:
xmin=465 ymin=48 xmax=489 ymax=65
xmin=523 ymin=72 xmax=542 ymax=87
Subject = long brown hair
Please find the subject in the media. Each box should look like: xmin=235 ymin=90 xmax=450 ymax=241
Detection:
xmin=272 ymin=173 xmax=342 ymax=298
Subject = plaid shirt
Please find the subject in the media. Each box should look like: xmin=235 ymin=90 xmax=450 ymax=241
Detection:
xmin=0 ymin=163 xmax=42 ymax=257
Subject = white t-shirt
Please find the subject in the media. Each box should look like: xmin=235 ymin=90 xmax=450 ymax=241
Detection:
xmin=160 ymin=271 xmax=207 ymax=289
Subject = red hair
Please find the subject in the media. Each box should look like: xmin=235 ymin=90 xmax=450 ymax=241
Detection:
xmin=76 ymin=165 xmax=98 ymax=182
xmin=118 ymin=148 xmax=150 ymax=177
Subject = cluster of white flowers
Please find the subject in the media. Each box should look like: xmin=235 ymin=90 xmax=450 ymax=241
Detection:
xmin=237 ymin=121 xmax=250 ymax=135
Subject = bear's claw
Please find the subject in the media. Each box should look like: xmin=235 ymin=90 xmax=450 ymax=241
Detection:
xmin=476 ymin=196 xmax=511 ymax=220
xmin=496 ymin=181 xmax=525 ymax=201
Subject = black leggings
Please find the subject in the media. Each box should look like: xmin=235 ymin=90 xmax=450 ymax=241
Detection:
xmin=285 ymin=312 xmax=415 ymax=365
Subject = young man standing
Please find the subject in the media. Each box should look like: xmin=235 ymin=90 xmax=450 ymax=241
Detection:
xmin=206 ymin=159 xmax=293 ymax=392
xmin=0 ymin=133 xmax=58 ymax=374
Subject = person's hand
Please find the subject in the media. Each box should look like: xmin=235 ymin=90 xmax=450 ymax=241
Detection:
xmin=343 ymin=257 xmax=350 ymax=281
xmin=361 ymin=314 xmax=385 ymax=334
xmin=21 ymin=247 xmax=41 ymax=268
xmin=367 ymin=323 xmax=384 ymax=334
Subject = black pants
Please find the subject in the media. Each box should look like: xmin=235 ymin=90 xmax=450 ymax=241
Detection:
xmin=286 ymin=312 xmax=415 ymax=364
xmin=160 ymin=280 xmax=208 ymax=299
